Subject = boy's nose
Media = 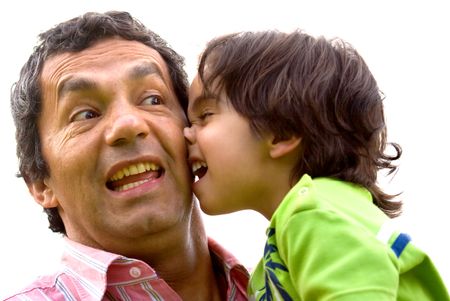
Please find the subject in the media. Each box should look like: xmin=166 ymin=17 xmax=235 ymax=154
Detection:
xmin=183 ymin=126 xmax=196 ymax=145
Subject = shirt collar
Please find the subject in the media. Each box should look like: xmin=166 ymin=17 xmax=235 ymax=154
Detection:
xmin=61 ymin=237 xmax=126 ymax=299
xmin=61 ymin=237 xmax=249 ymax=300
xmin=208 ymin=237 xmax=250 ymax=300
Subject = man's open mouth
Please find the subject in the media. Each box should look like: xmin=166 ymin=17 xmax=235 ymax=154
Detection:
xmin=106 ymin=162 xmax=163 ymax=192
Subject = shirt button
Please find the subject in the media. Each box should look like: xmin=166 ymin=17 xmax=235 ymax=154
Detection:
xmin=129 ymin=266 xmax=142 ymax=278
xmin=299 ymin=187 xmax=309 ymax=195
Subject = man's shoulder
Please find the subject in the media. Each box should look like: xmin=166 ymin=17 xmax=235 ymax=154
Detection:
xmin=3 ymin=273 xmax=61 ymax=300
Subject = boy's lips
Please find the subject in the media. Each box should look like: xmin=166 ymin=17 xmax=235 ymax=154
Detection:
xmin=106 ymin=161 xmax=163 ymax=192
xmin=191 ymin=160 xmax=208 ymax=182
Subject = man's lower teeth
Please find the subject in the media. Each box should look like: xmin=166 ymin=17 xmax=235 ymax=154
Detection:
xmin=115 ymin=179 xmax=150 ymax=191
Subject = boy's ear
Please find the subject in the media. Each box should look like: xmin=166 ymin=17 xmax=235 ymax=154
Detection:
xmin=27 ymin=178 xmax=58 ymax=208
xmin=268 ymin=135 xmax=301 ymax=159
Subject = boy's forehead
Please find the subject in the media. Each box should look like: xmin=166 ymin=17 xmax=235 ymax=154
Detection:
xmin=188 ymin=76 xmax=206 ymax=111
xmin=187 ymin=76 xmax=221 ymax=115
xmin=189 ymin=75 xmax=204 ymax=99
xmin=189 ymin=74 xmax=221 ymax=100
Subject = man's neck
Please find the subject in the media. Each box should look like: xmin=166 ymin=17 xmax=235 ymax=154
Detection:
xmin=145 ymin=211 xmax=225 ymax=300
xmin=158 ymin=236 xmax=224 ymax=300
xmin=69 ymin=206 xmax=225 ymax=300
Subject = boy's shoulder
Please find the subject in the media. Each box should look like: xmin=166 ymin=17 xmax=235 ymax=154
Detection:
xmin=276 ymin=175 xmax=372 ymax=212
xmin=272 ymin=174 xmax=386 ymax=231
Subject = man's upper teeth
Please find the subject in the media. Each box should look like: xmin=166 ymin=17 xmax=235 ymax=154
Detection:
xmin=192 ymin=161 xmax=207 ymax=173
xmin=110 ymin=162 xmax=159 ymax=181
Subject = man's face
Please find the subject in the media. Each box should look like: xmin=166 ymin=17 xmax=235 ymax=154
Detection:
xmin=34 ymin=38 xmax=192 ymax=251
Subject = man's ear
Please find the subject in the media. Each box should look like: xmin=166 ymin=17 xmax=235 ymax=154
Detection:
xmin=27 ymin=179 xmax=58 ymax=208
xmin=268 ymin=135 xmax=301 ymax=159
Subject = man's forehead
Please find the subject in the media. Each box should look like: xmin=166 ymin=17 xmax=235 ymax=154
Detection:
xmin=41 ymin=37 xmax=170 ymax=82
xmin=40 ymin=38 xmax=172 ymax=94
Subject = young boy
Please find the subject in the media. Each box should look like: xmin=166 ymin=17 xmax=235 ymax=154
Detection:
xmin=184 ymin=30 xmax=449 ymax=300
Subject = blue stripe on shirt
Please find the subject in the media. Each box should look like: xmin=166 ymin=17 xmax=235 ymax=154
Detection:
xmin=391 ymin=233 xmax=411 ymax=257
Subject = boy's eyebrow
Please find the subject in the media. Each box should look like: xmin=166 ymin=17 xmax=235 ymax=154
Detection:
xmin=189 ymin=91 xmax=217 ymax=112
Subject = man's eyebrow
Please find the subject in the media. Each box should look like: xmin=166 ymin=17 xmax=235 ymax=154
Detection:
xmin=128 ymin=62 xmax=164 ymax=80
xmin=58 ymin=77 xmax=97 ymax=99
xmin=57 ymin=62 xmax=164 ymax=99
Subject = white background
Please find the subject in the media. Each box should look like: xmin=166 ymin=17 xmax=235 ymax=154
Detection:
xmin=1 ymin=0 xmax=449 ymax=298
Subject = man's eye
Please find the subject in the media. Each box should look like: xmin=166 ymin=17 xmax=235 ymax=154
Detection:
xmin=71 ymin=110 xmax=100 ymax=122
xmin=142 ymin=95 xmax=162 ymax=105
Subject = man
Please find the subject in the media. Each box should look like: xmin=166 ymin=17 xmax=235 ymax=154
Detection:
xmin=6 ymin=11 xmax=248 ymax=300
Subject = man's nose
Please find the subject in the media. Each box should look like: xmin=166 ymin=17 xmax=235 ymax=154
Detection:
xmin=105 ymin=108 xmax=150 ymax=146
xmin=183 ymin=126 xmax=196 ymax=145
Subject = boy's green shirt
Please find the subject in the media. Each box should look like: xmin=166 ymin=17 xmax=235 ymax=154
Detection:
xmin=248 ymin=174 xmax=449 ymax=300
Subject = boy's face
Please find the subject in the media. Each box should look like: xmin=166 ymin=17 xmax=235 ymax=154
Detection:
xmin=184 ymin=75 xmax=279 ymax=216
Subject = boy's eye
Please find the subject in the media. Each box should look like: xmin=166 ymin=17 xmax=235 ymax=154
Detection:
xmin=141 ymin=95 xmax=162 ymax=105
xmin=189 ymin=110 xmax=214 ymax=125
xmin=199 ymin=111 xmax=213 ymax=120
xmin=71 ymin=109 xmax=100 ymax=122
